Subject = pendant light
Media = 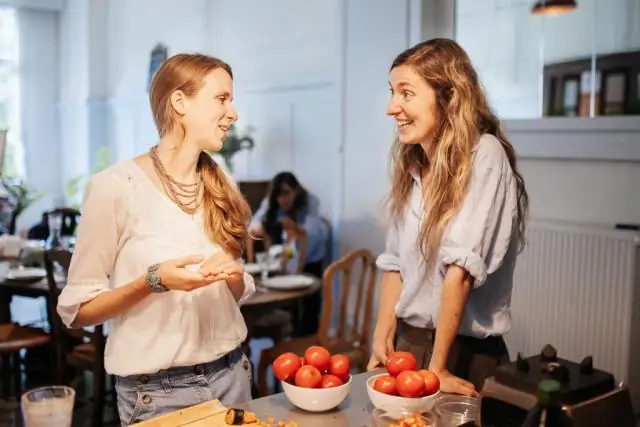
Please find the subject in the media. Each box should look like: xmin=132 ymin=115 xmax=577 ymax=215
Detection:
xmin=531 ymin=0 xmax=577 ymax=16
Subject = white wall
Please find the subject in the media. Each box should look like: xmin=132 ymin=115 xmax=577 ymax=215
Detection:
xmin=50 ymin=0 xmax=639 ymax=250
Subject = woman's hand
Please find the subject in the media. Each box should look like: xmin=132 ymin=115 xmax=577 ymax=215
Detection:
xmin=433 ymin=369 xmax=478 ymax=397
xmin=199 ymin=252 xmax=245 ymax=286
xmin=156 ymin=255 xmax=214 ymax=291
xmin=367 ymin=319 xmax=397 ymax=371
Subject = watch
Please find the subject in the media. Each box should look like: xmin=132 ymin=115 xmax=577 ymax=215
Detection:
xmin=146 ymin=263 xmax=168 ymax=293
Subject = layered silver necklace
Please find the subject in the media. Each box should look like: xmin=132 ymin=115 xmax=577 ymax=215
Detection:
xmin=149 ymin=145 xmax=202 ymax=215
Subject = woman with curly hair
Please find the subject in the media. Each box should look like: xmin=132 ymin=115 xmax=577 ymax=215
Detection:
xmin=368 ymin=39 xmax=529 ymax=397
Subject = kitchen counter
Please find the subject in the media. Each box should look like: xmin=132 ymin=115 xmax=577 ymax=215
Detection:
xmin=235 ymin=370 xmax=385 ymax=427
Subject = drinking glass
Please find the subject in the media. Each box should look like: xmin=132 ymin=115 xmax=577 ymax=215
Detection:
xmin=22 ymin=386 xmax=75 ymax=427
xmin=46 ymin=212 xmax=64 ymax=249
xmin=255 ymin=252 xmax=269 ymax=280
xmin=435 ymin=395 xmax=479 ymax=427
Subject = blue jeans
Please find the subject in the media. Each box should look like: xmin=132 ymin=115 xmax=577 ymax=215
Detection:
xmin=114 ymin=348 xmax=252 ymax=426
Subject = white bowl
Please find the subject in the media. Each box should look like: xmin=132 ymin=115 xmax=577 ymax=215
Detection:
xmin=366 ymin=374 xmax=440 ymax=417
xmin=281 ymin=375 xmax=352 ymax=412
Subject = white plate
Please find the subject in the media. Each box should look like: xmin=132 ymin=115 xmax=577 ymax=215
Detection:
xmin=7 ymin=267 xmax=46 ymax=281
xmin=260 ymin=274 xmax=317 ymax=291
xmin=244 ymin=261 xmax=281 ymax=275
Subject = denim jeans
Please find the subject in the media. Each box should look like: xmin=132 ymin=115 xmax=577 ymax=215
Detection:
xmin=114 ymin=348 xmax=252 ymax=426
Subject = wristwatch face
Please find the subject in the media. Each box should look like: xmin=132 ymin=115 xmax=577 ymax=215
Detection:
xmin=146 ymin=263 xmax=166 ymax=293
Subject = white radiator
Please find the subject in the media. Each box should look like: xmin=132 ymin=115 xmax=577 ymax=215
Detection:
xmin=506 ymin=220 xmax=640 ymax=411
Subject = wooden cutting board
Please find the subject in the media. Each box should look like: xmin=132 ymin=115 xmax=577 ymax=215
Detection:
xmin=130 ymin=400 xmax=260 ymax=427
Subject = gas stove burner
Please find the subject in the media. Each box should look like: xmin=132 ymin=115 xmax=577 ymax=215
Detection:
xmin=493 ymin=343 xmax=616 ymax=405
xmin=543 ymin=361 xmax=570 ymax=383
xmin=540 ymin=344 xmax=558 ymax=362
xmin=481 ymin=345 xmax=637 ymax=427
xmin=580 ymin=356 xmax=594 ymax=374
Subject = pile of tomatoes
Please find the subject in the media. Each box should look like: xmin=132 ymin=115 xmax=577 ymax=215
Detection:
xmin=272 ymin=345 xmax=351 ymax=389
xmin=373 ymin=352 xmax=440 ymax=398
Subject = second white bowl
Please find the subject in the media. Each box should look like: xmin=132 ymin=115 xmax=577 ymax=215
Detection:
xmin=281 ymin=375 xmax=352 ymax=412
xmin=366 ymin=374 xmax=440 ymax=417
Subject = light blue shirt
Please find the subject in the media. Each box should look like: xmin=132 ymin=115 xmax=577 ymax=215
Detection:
xmin=376 ymin=134 xmax=520 ymax=338
xmin=251 ymin=193 xmax=328 ymax=265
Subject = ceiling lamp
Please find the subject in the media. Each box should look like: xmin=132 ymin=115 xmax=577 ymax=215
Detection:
xmin=531 ymin=0 xmax=577 ymax=16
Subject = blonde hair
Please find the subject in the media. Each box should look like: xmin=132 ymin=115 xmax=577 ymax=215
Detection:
xmin=386 ymin=39 xmax=528 ymax=270
xmin=149 ymin=53 xmax=251 ymax=259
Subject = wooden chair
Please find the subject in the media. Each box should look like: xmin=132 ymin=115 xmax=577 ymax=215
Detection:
xmin=256 ymin=248 xmax=378 ymax=396
xmin=44 ymin=249 xmax=111 ymax=427
xmin=0 ymin=323 xmax=50 ymax=400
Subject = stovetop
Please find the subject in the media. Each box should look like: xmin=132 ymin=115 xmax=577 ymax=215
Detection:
xmin=493 ymin=344 xmax=616 ymax=405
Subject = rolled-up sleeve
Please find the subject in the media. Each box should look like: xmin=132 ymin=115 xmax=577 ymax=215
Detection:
xmin=440 ymin=137 xmax=517 ymax=288
xmin=248 ymin=197 xmax=268 ymax=233
xmin=57 ymin=171 xmax=127 ymax=327
xmin=376 ymin=219 xmax=401 ymax=272
xmin=238 ymin=272 xmax=256 ymax=304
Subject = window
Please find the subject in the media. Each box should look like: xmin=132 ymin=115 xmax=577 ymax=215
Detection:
xmin=0 ymin=7 xmax=24 ymax=177
xmin=455 ymin=0 xmax=640 ymax=120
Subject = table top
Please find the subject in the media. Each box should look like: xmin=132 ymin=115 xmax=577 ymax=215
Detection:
xmin=241 ymin=275 xmax=322 ymax=307
xmin=235 ymin=370 xmax=381 ymax=427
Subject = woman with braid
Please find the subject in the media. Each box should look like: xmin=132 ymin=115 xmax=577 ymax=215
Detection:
xmin=57 ymin=53 xmax=255 ymax=424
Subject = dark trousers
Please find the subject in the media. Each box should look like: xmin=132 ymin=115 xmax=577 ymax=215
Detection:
xmin=395 ymin=320 xmax=510 ymax=391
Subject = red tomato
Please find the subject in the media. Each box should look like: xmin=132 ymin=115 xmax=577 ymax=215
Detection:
xmin=272 ymin=352 xmax=302 ymax=382
xmin=304 ymin=346 xmax=331 ymax=373
xmin=417 ymin=369 xmax=440 ymax=396
xmin=396 ymin=371 xmax=426 ymax=398
xmin=373 ymin=374 xmax=398 ymax=395
xmin=385 ymin=352 xmax=417 ymax=377
xmin=328 ymin=354 xmax=350 ymax=380
xmin=294 ymin=365 xmax=322 ymax=388
xmin=320 ymin=374 xmax=344 ymax=388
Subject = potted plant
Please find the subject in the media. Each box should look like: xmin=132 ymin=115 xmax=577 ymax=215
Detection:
xmin=0 ymin=178 xmax=44 ymax=235
xmin=216 ymin=124 xmax=255 ymax=173
xmin=64 ymin=145 xmax=112 ymax=209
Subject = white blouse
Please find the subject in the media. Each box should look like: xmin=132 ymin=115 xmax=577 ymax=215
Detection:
xmin=56 ymin=159 xmax=255 ymax=377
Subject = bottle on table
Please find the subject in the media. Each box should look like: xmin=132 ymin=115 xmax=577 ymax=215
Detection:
xmin=521 ymin=379 xmax=573 ymax=427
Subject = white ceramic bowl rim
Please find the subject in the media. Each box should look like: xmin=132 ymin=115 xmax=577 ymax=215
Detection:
xmin=367 ymin=373 xmax=440 ymax=400
xmin=282 ymin=373 xmax=353 ymax=391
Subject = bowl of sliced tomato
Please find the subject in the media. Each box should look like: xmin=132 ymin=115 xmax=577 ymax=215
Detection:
xmin=366 ymin=352 xmax=440 ymax=417
xmin=272 ymin=345 xmax=352 ymax=412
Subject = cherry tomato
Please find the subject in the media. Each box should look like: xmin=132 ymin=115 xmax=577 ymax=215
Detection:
xmin=320 ymin=374 xmax=344 ymax=388
xmin=373 ymin=374 xmax=398 ymax=395
xmin=417 ymin=369 xmax=440 ymax=396
xmin=396 ymin=371 xmax=426 ymax=398
xmin=385 ymin=351 xmax=417 ymax=377
xmin=328 ymin=354 xmax=350 ymax=380
xmin=304 ymin=346 xmax=331 ymax=373
xmin=294 ymin=364 xmax=322 ymax=388
xmin=272 ymin=352 xmax=302 ymax=382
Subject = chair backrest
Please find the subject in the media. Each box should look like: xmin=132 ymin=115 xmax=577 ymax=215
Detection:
xmin=43 ymin=249 xmax=104 ymax=350
xmin=237 ymin=180 xmax=270 ymax=214
xmin=48 ymin=207 xmax=81 ymax=237
xmin=320 ymin=216 xmax=333 ymax=268
xmin=318 ymin=248 xmax=378 ymax=350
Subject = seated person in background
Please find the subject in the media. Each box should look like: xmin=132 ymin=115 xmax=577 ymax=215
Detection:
xmin=247 ymin=172 xmax=328 ymax=277
xmin=248 ymin=172 xmax=328 ymax=336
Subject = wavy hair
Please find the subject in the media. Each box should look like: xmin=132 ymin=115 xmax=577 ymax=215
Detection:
xmin=386 ymin=38 xmax=528 ymax=269
xmin=149 ymin=53 xmax=251 ymax=259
